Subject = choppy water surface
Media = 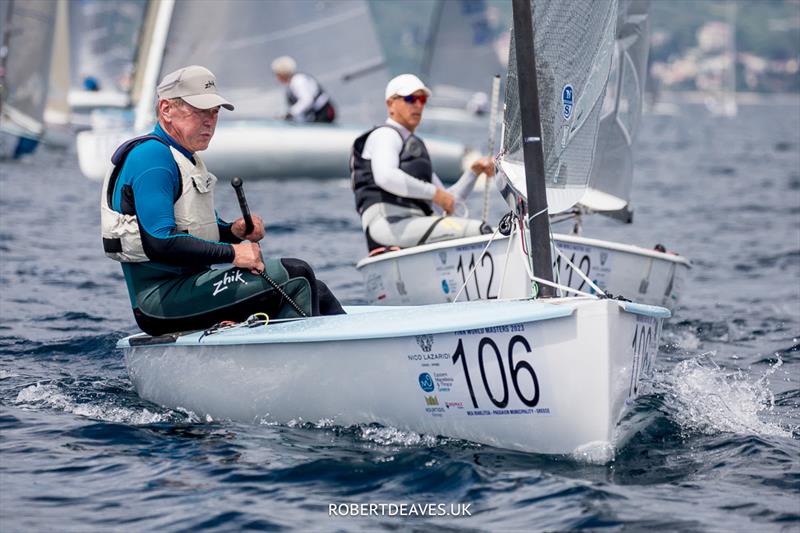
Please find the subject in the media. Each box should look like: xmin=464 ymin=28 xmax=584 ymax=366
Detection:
xmin=1 ymin=101 xmax=798 ymax=531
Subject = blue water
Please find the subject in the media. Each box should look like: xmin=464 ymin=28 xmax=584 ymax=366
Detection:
xmin=1 ymin=100 xmax=798 ymax=531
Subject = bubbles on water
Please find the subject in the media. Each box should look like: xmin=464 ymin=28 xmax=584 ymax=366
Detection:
xmin=571 ymin=441 xmax=615 ymax=464
xmin=14 ymin=382 xmax=171 ymax=425
xmin=357 ymin=425 xmax=442 ymax=447
xmin=660 ymin=355 xmax=792 ymax=438
xmin=663 ymin=327 xmax=701 ymax=352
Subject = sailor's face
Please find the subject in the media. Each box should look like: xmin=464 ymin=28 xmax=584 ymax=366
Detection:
xmin=166 ymin=100 xmax=219 ymax=152
xmin=388 ymin=90 xmax=426 ymax=132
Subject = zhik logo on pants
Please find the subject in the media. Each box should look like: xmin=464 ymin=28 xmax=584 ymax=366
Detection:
xmin=212 ymin=270 xmax=248 ymax=296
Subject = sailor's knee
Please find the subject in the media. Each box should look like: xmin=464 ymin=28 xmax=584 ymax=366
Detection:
xmin=280 ymin=257 xmax=315 ymax=280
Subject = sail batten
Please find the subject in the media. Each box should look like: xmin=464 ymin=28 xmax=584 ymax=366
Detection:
xmin=498 ymin=0 xmax=617 ymax=214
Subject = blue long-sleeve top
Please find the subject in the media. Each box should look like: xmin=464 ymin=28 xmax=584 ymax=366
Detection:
xmin=112 ymin=123 xmax=238 ymax=274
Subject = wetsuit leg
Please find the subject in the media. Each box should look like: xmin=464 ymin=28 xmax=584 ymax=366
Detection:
xmin=128 ymin=258 xmax=316 ymax=336
xmin=367 ymin=215 xmax=492 ymax=249
xmin=280 ymin=258 xmax=345 ymax=315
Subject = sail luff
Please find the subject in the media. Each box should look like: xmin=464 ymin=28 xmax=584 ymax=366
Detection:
xmin=129 ymin=0 xmax=161 ymax=109
xmin=133 ymin=0 xmax=174 ymax=131
xmin=511 ymin=0 xmax=555 ymax=296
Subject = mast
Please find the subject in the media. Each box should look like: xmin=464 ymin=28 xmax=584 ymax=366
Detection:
xmin=511 ymin=0 xmax=555 ymax=297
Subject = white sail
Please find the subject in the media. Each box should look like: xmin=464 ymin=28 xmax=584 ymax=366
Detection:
xmin=0 ymin=0 xmax=56 ymax=140
xmin=155 ymin=0 xmax=388 ymax=125
xmin=498 ymin=0 xmax=617 ymax=213
xmin=580 ymin=0 xmax=650 ymax=216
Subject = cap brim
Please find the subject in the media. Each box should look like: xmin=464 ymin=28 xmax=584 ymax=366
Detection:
xmin=182 ymin=93 xmax=234 ymax=111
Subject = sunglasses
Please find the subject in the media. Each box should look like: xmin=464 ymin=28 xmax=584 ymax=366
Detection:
xmin=401 ymin=94 xmax=428 ymax=105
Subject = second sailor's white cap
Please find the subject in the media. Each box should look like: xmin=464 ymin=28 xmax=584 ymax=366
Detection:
xmin=385 ymin=74 xmax=431 ymax=100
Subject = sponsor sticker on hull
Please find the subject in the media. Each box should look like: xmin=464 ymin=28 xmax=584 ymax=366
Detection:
xmin=406 ymin=325 xmax=554 ymax=419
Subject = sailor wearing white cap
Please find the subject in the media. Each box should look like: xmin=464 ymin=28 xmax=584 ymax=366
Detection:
xmin=350 ymin=74 xmax=495 ymax=253
xmin=100 ymin=65 xmax=344 ymax=336
xmin=271 ymin=55 xmax=336 ymax=123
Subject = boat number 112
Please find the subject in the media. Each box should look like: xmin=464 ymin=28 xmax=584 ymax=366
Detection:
xmin=452 ymin=335 xmax=540 ymax=408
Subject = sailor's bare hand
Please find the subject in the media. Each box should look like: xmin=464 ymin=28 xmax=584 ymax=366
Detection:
xmin=432 ymin=188 xmax=455 ymax=215
xmin=232 ymin=215 xmax=265 ymax=242
xmin=470 ymin=156 xmax=496 ymax=177
xmin=232 ymin=242 xmax=264 ymax=274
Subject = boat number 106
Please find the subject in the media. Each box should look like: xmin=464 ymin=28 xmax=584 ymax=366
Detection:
xmin=452 ymin=335 xmax=540 ymax=409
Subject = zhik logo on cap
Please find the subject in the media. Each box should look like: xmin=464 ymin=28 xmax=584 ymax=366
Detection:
xmin=157 ymin=65 xmax=234 ymax=111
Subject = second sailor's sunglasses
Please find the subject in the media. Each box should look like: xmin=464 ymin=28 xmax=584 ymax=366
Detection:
xmin=399 ymin=94 xmax=428 ymax=105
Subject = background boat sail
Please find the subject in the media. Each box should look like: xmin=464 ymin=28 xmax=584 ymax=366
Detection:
xmin=0 ymin=0 xmax=56 ymax=158
xmin=75 ymin=0 xmax=467 ymax=181
xmin=119 ymin=0 xmax=669 ymax=459
xmin=67 ymin=0 xmax=148 ymax=128
xmin=580 ymin=0 xmax=651 ymax=220
xmin=419 ymin=0 xmax=510 ymax=126
xmin=356 ymin=0 xmax=690 ymax=309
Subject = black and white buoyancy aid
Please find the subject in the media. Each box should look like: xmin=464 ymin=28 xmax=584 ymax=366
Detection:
xmin=100 ymin=135 xmax=220 ymax=262
xmin=286 ymin=72 xmax=330 ymax=116
xmin=350 ymin=125 xmax=435 ymax=216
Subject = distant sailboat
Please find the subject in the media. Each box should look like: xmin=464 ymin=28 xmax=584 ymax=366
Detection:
xmin=76 ymin=0 xmax=467 ymax=181
xmin=0 ymin=0 xmax=56 ymax=158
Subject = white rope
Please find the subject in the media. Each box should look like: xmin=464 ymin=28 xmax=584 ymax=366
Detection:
xmin=528 ymin=206 xmax=549 ymax=221
xmin=453 ymin=225 xmax=503 ymax=303
xmin=529 ymin=274 xmax=599 ymax=298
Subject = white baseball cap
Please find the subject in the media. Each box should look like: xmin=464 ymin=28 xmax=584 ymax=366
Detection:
xmin=384 ymin=74 xmax=432 ymax=100
xmin=156 ymin=65 xmax=234 ymax=111
xmin=271 ymin=56 xmax=297 ymax=76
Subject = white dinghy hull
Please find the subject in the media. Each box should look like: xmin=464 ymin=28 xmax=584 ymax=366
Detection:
xmin=76 ymin=120 xmax=467 ymax=182
xmin=121 ymin=298 xmax=667 ymax=456
xmin=356 ymin=232 xmax=690 ymax=310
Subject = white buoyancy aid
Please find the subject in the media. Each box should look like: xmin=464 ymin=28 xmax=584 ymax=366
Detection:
xmin=100 ymin=146 xmax=220 ymax=262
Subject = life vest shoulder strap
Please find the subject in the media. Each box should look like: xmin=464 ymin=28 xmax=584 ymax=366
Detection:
xmin=105 ymin=134 xmax=169 ymax=210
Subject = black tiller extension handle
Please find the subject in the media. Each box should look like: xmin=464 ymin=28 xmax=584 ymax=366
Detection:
xmin=231 ymin=176 xmax=254 ymax=235
xmin=229 ymin=176 xmax=308 ymax=318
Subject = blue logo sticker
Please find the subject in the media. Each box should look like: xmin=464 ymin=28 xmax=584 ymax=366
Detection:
xmin=418 ymin=372 xmax=435 ymax=392
xmin=441 ymin=279 xmax=450 ymax=294
xmin=562 ymin=84 xmax=574 ymax=120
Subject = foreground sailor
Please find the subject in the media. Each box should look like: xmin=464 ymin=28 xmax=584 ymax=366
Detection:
xmin=350 ymin=74 xmax=495 ymax=252
xmin=271 ymin=55 xmax=336 ymax=123
xmin=101 ymin=65 xmax=344 ymax=336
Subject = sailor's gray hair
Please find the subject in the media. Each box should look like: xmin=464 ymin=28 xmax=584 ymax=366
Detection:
xmin=156 ymin=97 xmax=186 ymax=115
